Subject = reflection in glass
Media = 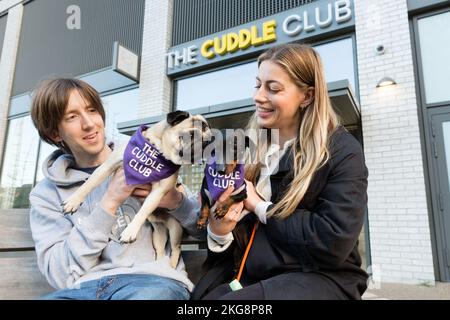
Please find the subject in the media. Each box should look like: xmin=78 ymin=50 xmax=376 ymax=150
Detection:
xmin=102 ymin=88 xmax=139 ymax=143
xmin=176 ymin=62 xmax=258 ymax=110
xmin=314 ymin=37 xmax=356 ymax=93
xmin=418 ymin=11 xmax=450 ymax=104
xmin=0 ymin=116 xmax=39 ymax=208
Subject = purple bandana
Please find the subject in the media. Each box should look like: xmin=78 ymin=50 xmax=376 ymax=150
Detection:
xmin=204 ymin=156 xmax=245 ymax=202
xmin=123 ymin=125 xmax=180 ymax=185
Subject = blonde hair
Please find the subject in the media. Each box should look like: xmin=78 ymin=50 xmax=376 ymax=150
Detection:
xmin=245 ymin=44 xmax=339 ymax=219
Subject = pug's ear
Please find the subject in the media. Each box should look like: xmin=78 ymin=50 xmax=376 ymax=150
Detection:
xmin=167 ymin=111 xmax=190 ymax=126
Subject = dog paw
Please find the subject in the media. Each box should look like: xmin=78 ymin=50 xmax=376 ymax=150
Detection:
xmin=213 ymin=203 xmax=229 ymax=219
xmin=196 ymin=219 xmax=207 ymax=230
xmin=170 ymin=250 xmax=181 ymax=269
xmin=119 ymin=225 xmax=139 ymax=244
xmin=155 ymin=249 xmax=165 ymax=260
xmin=61 ymin=197 xmax=83 ymax=215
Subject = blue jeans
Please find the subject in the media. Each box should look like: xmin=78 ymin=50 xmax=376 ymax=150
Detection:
xmin=40 ymin=274 xmax=190 ymax=300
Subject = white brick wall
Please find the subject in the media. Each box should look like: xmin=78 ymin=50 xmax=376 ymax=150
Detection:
xmin=0 ymin=4 xmax=23 ymax=167
xmin=138 ymin=0 xmax=173 ymax=118
xmin=354 ymin=0 xmax=435 ymax=284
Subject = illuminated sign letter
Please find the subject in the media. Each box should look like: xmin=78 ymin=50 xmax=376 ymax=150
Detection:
xmin=214 ymin=35 xmax=227 ymax=55
xmin=316 ymin=4 xmax=332 ymax=28
xmin=201 ymin=40 xmax=215 ymax=59
xmin=187 ymin=45 xmax=198 ymax=64
xmin=250 ymin=25 xmax=264 ymax=46
xmin=335 ymin=0 xmax=352 ymax=24
xmin=283 ymin=14 xmax=302 ymax=37
xmin=262 ymin=20 xmax=277 ymax=43
xmin=227 ymin=32 xmax=240 ymax=53
xmin=303 ymin=10 xmax=315 ymax=32
xmin=239 ymin=29 xmax=252 ymax=50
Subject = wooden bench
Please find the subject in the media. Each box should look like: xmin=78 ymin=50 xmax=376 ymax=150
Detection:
xmin=0 ymin=209 xmax=206 ymax=300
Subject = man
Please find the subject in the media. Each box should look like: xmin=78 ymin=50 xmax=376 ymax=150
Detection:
xmin=29 ymin=78 xmax=202 ymax=300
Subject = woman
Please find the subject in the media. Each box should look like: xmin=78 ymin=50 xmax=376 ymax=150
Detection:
xmin=192 ymin=44 xmax=369 ymax=300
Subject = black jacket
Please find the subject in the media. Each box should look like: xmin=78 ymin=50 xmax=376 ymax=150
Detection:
xmin=193 ymin=126 xmax=369 ymax=300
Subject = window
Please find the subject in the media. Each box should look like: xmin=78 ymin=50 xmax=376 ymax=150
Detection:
xmin=0 ymin=116 xmax=40 ymax=209
xmin=176 ymin=62 xmax=258 ymax=110
xmin=418 ymin=11 xmax=450 ymax=104
xmin=175 ymin=37 xmax=357 ymax=111
xmin=102 ymin=88 xmax=140 ymax=143
xmin=314 ymin=37 xmax=356 ymax=94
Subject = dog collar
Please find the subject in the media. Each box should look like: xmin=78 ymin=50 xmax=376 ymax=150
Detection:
xmin=123 ymin=125 xmax=180 ymax=185
xmin=204 ymin=156 xmax=245 ymax=202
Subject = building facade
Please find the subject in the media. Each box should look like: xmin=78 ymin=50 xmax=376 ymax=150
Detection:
xmin=0 ymin=0 xmax=449 ymax=286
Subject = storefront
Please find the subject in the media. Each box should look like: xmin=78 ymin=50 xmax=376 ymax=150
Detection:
xmin=1 ymin=0 xmax=450 ymax=285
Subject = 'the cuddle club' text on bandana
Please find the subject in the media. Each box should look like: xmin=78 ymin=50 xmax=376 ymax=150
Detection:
xmin=204 ymin=156 xmax=245 ymax=202
xmin=123 ymin=125 xmax=180 ymax=185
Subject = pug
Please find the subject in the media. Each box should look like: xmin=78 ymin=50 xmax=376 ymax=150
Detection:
xmin=62 ymin=111 xmax=211 ymax=268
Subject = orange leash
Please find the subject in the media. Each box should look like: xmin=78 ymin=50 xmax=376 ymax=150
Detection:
xmin=236 ymin=221 xmax=259 ymax=282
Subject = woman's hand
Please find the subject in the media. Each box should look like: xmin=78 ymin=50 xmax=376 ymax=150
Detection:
xmin=208 ymin=187 xmax=244 ymax=236
xmin=243 ymin=179 xmax=264 ymax=213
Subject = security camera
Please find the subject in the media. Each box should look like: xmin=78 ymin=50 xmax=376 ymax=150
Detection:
xmin=375 ymin=45 xmax=385 ymax=55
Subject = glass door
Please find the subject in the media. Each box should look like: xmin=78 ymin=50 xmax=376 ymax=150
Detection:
xmin=413 ymin=8 xmax=450 ymax=281
xmin=430 ymin=110 xmax=450 ymax=281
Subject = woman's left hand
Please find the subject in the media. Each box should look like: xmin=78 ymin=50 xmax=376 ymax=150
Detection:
xmin=208 ymin=187 xmax=244 ymax=236
xmin=244 ymin=179 xmax=264 ymax=212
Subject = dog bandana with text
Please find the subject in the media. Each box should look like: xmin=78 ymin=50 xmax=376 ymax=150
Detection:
xmin=204 ymin=156 xmax=245 ymax=202
xmin=123 ymin=125 xmax=180 ymax=185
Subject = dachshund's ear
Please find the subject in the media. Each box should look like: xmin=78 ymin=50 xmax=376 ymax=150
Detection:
xmin=167 ymin=111 xmax=190 ymax=126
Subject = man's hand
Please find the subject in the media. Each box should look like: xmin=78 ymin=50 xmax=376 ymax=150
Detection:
xmin=159 ymin=186 xmax=184 ymax=210
xmin=100 ymin=167 xmax=136 ymax=215
xmin=131 ymin=183 xmax=183 ymax=211
xmin=131 ymin=184 xmax=152 ymax=203
xmin=101 ymin=168 xmax=184 ymax=215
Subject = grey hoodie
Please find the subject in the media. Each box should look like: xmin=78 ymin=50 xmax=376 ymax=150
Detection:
xmin=29 ymin=148 xmax=204 ymax=292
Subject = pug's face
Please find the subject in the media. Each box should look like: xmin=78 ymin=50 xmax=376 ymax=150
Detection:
xmin=161 ymin=111 xmax=211 ymax=165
